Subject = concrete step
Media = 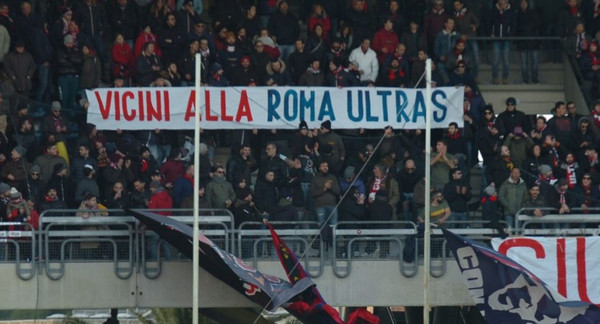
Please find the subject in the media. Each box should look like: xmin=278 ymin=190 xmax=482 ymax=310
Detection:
xmin=479 ymin=83 xmax=565 ymax=115
xmin=476 ymin=63 xmax=565 ymax=86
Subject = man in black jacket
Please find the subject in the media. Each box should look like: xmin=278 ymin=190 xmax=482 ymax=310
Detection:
xmin=443 ymin=168 xmax=471 ymax=228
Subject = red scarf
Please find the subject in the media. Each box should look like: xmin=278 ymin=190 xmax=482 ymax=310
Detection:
xmin=447 ymin=132 xmax=460 ymax=140
xmin=184 ymin=173 xmax=194 ymax=186
xmin=481 ymin=195 xmax=498 ymax=204
xmin=592 ymin=110 xmax=600 ymax=127
xmin=565 ymin=163 xmax=577 ymax=189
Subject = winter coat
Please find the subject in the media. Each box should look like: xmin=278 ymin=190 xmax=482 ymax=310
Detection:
xmin=310 ymin=173 xmax=340 ymax=207
xmin=267 ymin=8 xmax=300 ymax=45
xmin=56 ymin=46 xmax=83 ymax=76
xmin=205 ymin=177 xmax=236 ymax=209
xmin=80 ymin=53 xmax=101 ymax=89
xmin=3 ymin=50 xmax=36 ymax=91
xmin=148 ymin=187 xmax=173 ymax=215
xmin=498 ymin=177 xmax=527 ymax=215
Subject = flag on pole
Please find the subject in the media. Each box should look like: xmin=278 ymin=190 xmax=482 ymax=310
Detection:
xmin=268 ymin=223 xmax=379 ymax=324
xmin=442 ymin=229 xmax=600 ymax=324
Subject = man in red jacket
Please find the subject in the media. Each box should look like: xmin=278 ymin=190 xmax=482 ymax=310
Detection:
xmin=372 ymin=18 xmax=399 ymax=64
xmin=148 ymin=180 xmax=173 ymax=216
xmin=146 ymin=180 xmax=174 ymax=259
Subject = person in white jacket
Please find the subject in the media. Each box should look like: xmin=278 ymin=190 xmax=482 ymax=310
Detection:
xmin=348 ymin=37 xmax=379 ymax=84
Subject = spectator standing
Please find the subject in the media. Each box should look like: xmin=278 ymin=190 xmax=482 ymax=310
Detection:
xmin=3 ymin=41 xmax=36 ymax=103
xmin=430 ymin=139 xmax=456 ymax=190
xmin=547 ymin=101 xmax=575 ymax=149
xmin=112 ymin=33 xmax=135 ymax=83
xmin=496 ymin=97 xmax=530 ymax=138
xmin=366 ymin=163 xmax=400 ymax=219
xmin=80 ymin=44 xmax=101 ymax=90
xmin=136 ymin=42 xmax=162 ymax=86
xmin=423 ymin=0 xmax=448 ymax=52
xmin=265 ymin=58 xmax=292 ymax=86
xmin=41 ymin=102 xmax=69 ymax=144
xmin=490 ymin=0 xmax=516 ymax=84
xmin=398 ymin=159 xmax=422 ymax=222
xmin=516 ymin=0 xmax=541 ymax=84
xmin=310 ymin=161 xmax=340 ymax=226
xmin=110 ymin=0 xmax=138 ymax=47
xmin=372 ymin=18 xmax=399 ymax=64
xmin=56 ymin=35 xmax=82 ymax=112
xmin=401 ymin=21 xmax=427 ymax=64
xmin=417 ymin=190 xmax=451 ymax=226
xmin=308 ymin=3 xmax=331 ymax=42
xmin=75 ymin=0 xmax=107 ymax=64
xmin=267 ymin=0 xmax=299 ymax=62
xmin=348 ymin=37 xmax=378 ymax=84
xmin=433 ymin=17 xmax=460 ymax=82
xmin=503 ymin=126 xmax=534 ymax=168
xmin=345 ymin=0 xmax=374 ymax=50
xmin=205 ymin=165 xmax=236 ymax=210
xmin=498 ymin=167 xmax=527 ymax=228
xmin=253 ymin=170 xmax=279 ymax=217
xmin=452 ymin=0 xmax=479 ymax=78
xmin=172 ymin=164 xmax=194 ymax=208
xmin=298 ymin=59 xmax=325 ymax=86
xmin=287 ymin=39 xmax=310 ymax=84
xmin=176 ymin=0 xmax=201 ymax=35
xmin=34 ymin=143 xmax=69 ymax=186
xmin=443 ymin=167 xmax=471 ymax=227
xmin=74 ymin=165 xmax=99 ymax=204
xmin=159 ymin=13 xmax=184 ymax=65
xmin=1 ymin=146 xmax=31 ymax=192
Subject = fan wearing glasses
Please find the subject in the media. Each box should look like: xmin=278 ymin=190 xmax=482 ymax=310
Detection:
xmin=496 ymin=97 xmax=529 ymax=138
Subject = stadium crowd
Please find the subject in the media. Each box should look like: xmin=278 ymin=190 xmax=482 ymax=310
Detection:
xmin=0 ymin=0 xmax=600 ymax=234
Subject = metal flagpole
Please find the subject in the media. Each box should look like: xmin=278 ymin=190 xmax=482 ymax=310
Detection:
xmin=192 ymin=53 xmax=201 ymax=324
xmin=423 ymin=58 xmax=432 ymax=323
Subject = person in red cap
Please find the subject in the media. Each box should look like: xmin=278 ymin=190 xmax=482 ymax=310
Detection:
xmin=231 ymin=55 xmax=258 ymax=86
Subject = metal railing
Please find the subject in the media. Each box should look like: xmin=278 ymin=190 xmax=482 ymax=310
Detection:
xmin=1 ymin=208 xmax=599 ymax=282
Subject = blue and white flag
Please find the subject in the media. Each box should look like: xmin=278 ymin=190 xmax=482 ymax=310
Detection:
xmin=442 ymin=229 xmax=600 ymax=323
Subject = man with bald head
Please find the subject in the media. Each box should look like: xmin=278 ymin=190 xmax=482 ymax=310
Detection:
xmin=398 ymin=159 xmax=423 ymax=222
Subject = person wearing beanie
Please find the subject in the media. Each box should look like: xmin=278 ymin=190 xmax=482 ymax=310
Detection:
xmin=38 ymin=186 xmax=68 ymax=214
xmin=137 ymin=144 xmax=159 ymax=184
xmin=496 ymin=96 xmax=529 ymax=138
xmin=74 ymin=163 xmax=100 ymax=205
xmin=46 ymin=162 xmax=73 ymax=206
xmin=544 ymin=177 xmax=576 ymax=220
xmin=339 ymin=165 xmax=366 ymax=197
xmin=317 ymin=119 xmax=345 ymax=175
xmin=148 ymin=179 xmax=173 ymax=216
xmin=233 ymin=187 xmax=261 ymax=225
xmin=3 ymin=40 xmax=36 ymax=100
xmin=70 ymin=143 xmax=98 ymax=185
xmin=208 ymin=62 xmax=229 ymax=86
xmin=41 ymin=100 xmax=69 ymax=143
xmin=231 ymin=54 xmax=259 ymax=86
xmin=6 ymin=187 xmax=31 ymax=223
xmin=1 ymin=146 xmax=32 ymax=190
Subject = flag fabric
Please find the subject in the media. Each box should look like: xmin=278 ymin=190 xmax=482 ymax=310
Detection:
xmin=129 ymin=209 xmax=314 ymax=311
xmin=443 ymin=229 xmax=600 ymax=324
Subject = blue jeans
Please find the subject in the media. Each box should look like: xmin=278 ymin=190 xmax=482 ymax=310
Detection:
xmin=145 ymin=233 xmax=172 ymax=260
xmin=450 ymin=212 xmax=468 ymax=228
xmin=57 ymin=75 xmax=79 ymax=112
xmin=35 ymin=63 xmax=50 ymax=103
xmin=279 ymin=44 xmax=295 ymax=63
xmin=402 ymin=192 xmax=415 ymax=222
xmin=520 ymin=50 xmax=539 ymax=83
xmin=314 ymin=205 xmax=338 ymax=226
xmin=467 ymin=40 xmax=480 ymax=77
xmin=492 ymin=40 xmax=510 ymax=80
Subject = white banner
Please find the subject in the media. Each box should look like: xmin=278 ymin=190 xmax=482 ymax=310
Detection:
xmin=492 ymin=237 xmax=600 ymax=305
xmin=86 ymin=86 xmax=464 ymax=130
